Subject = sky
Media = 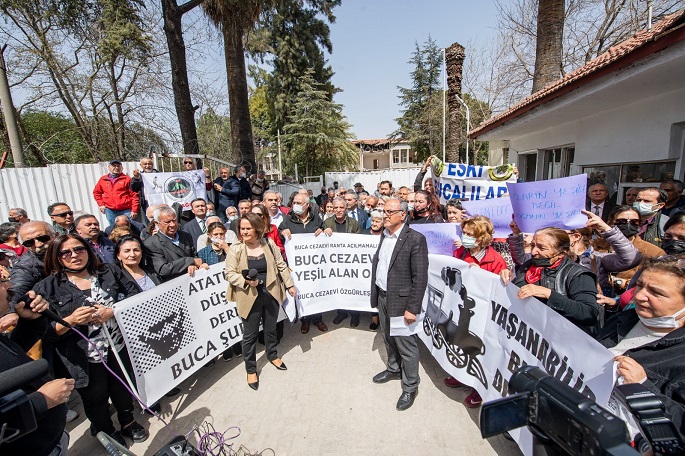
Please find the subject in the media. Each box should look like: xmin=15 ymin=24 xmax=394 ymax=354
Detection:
xmin=327 ymin=1 xmax=500 ymax=140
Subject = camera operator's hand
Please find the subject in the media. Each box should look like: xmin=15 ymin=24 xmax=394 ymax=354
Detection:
xmin=38 ymin=378 xmax=75 ymax=409
xmin=14 ymin=291 xmax=49 ymax=320
xmin=614 ymin=355 xmax=648 ymax=384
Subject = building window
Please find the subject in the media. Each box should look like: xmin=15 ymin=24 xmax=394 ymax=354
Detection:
xmin=392 ymin=148 xmax=411 ymax=166
xmin=543 ymin=146 xmax=575 ymax=179
xmin=582 ymin=160 xmax=676 ymax=203
xmin=519 ymin=152 xmax=538 ymax=182
xmin=373 ymin=159 xmax=379 ymax=170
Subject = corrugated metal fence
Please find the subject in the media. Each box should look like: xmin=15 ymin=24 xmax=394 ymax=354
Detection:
xmin=325 ymin=167 xmax=421 ymax=192
xmin=0 ymin=161 xmax=139 ymax=227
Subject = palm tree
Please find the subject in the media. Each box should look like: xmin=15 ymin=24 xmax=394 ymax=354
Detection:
xmin=202 ymin=0 xmax=263 ymax=172
xmin=532 ymin=0 xmax=565 ymax=93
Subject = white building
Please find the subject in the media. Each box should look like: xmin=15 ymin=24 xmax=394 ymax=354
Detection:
xmin=352 ymin=139 xmax=420 ymax=172
xmin=471 ymin=10 xmax=685 ymax=202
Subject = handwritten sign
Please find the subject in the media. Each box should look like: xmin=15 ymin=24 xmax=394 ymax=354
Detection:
xmin=507 ymin=174 xmax=587 ymax=232
xmin=410 ymin=223 xmax=460 ymax=256
xmin=461 ymin=198 xmax=514 ymax=238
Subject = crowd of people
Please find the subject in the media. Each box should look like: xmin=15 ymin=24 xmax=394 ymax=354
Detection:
xmin=1 ymin=154 xmax=685 ymax=454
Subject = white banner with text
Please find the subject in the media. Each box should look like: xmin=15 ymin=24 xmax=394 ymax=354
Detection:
xmin=141 ymin=170 xmax=208 ymax=210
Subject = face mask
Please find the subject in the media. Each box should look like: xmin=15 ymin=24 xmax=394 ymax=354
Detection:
xmin=633 ymin=201 xmax=657 ymax=217
xmin=256 ymin=177 xmax=263 ymax=183
xmin=662 ymin=238 xmax=685 ymax=255
xmin=364 ymin=207 xmax=371 ymax=214
xmin=616 ymin=223 xmax=639 ymax=239
xmin=292 ymin=204 xmax=305 ymax=215
xmin=638 ymin=307 xmax=685 ymax=329
xmin=228 ymin=215 xmax=239 ymax=222
xmin=461 ymin=235 xmax=478 ymax=249
xmin=239 ymin=173 xmax=246 ymax=179
xmin=531 ymin=257 xmax=553 ymax=267
xmin=407 ymin=203 xmax=414 ymax=212
xmin=207 ymin=211 xmax=216 ymax=217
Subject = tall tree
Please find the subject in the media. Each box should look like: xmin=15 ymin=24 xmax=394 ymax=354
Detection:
xmin=202 ymin=0 xmax=262 ymax=173
xmin=281 ymin=69 xmax=356 ymax=177
xmin=393 ymin=36 xmax=443 ymax=162
xmin=160 ymin=0 xmax=205 ymax=155
xmin=532 ymin=0 xmax=565 ymax=93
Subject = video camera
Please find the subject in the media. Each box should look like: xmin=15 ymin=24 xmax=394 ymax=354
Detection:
xmin=0 ymin=359 xmax=49 ymax=445
xmin=479 ymin=366 xmax=683 ymax=456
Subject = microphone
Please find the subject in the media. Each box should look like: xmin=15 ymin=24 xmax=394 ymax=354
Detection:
xmin=0 ymin=358 xmax=49 ymax=396
xmin=15 ymin=294 xmax=72 ymax=328
xmin=246 ymin=268 xmax=259 ymax=281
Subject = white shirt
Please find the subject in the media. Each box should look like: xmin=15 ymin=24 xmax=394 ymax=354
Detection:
xmin=592 ymin=202 xmax=605 ymax=216
xmin=270 ymin=209 xmax=284 ymax=227
xmin=375 ymin=224 xmax=405 ymax=292
xmin=196 ymin=217 xmax=207 ymax=232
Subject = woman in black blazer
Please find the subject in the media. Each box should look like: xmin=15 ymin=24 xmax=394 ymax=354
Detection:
xmin=115 ymin=235 xmax=161 ymax=292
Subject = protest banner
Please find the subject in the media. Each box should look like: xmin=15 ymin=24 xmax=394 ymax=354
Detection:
xmin=429 ymin=160 xmax=517 ymax=203
xmin=411 ymin=223 xmax=460 ymax=256
xmin=507 ymin=174 xmax=588 ymax=233
xmin=415 ymin=253 xmax=615 ymax=454
xmin=113 ymin=264 xmax=286 ymax=406
xmin=461 ymin=197 xmax=514 ymax=238
xmin=284 ymin=233 xmax=380 ymax=316
xmin=141 ymin=170 xmax=208 ymax=210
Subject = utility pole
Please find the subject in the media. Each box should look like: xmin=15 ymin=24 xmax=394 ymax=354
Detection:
xmin=454 ymin=94 xmax=470 ymax=166
xmin=277 ymin=129 xmax=283 ymax=181
xmin=0 ymin=45 xmax=25 ymax=167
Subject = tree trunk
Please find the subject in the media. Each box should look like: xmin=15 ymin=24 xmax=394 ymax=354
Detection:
xmin=223 ymin=20 xmax=256 ymax=173
xmin=162 ymin=0 xmax=200 ymax=155
xmin=532 ymin=0 xmax=565 ymax=93
xmin=445 ymin=41 xmax=465 ymax=163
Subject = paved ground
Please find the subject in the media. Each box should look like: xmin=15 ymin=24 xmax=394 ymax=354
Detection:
xmin=67 ymin=311 xmax=521 ymax=456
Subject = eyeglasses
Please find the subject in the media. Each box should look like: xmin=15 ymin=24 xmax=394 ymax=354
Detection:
xmin=183 ymin=161 xmax=193 ymax=165
xmin=614 ymin=219 xmax=640 ymax=227
xmin=51 ymin=211 xmax=73 ymax=218
xmin=58 ymin=245 xmax=88 ymax=259
xmin=22 ymin=234 xmax=52 ymax=248
xmin=383 ymin=209 xmax=403 ymax=216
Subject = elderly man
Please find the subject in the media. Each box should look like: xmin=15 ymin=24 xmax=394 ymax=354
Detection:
xmin=105 ymin=215 xmax=145 ymax=238
xmin=74 ymin=214 xmax=116 ymax=264
xmin=585 ymin=182 xmax=615 ymax=222
xmin=217 ymin=166 xmax=252 ymax=216
xmin=371 ymin=198 xmax=428 ymax=411
xmin=48 ymin=202 xmax=75 ymax=235
xmin=212 ymin=167 xmax=231 ymax=221
xmin=624 ymin=187 xmax=640 ymax=206
xmin=0 ymin=221 xmax=55 ymax=331
xmin=660 ymin=179 xmax=685 ymax=216
xmin=130 ymin=156 xmax=158 ymax=221
xmin=635 ymin=187 xmax=670 ymax=248
xmin=228 ymin=199 xmax=253 ymax=234
xmin=8 ymin=207 xmax=30 ymax=225
xmin=93 ymin=160 xmax=140 ymax=226
xmin=144 ymin=206 xmax=207 ymax=282
xmin=280 ymin=192 xmax=330 ymax=334
xmin=396 ymin=187 xmax=410 ymax=202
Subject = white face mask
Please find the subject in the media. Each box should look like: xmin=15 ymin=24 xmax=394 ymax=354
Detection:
xmin=461 ymin=234 xmax=478 ymax=249
xmin=292 ymin=204 xmax=305 ymax=215
xmin=228 ymin=215 xmax=239 ymax=222
xmin=638 ymin=307 xmax=685 ymax=329
xmin=239 ymin=173 xmax=246 ymax=179
xmin=407 ymin=203 xmax=414 ymax=212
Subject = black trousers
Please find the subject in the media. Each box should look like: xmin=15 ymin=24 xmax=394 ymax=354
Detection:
xmin=300 ymin=313 xmax=323 ymax=324
xmin=242 ymin=291 xmax=279 ymax=374
xmin=77 ymin=348 xmax=135 ymax=435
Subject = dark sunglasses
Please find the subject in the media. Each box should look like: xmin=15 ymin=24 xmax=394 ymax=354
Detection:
xmin=58 ymin=245 xmax=88 ymax=259
xmin=51 ymin=211 xmax=74 ymax=218
xmin=183 ymin=161 xmax=194 ymax=165
xmin=22 ymin=234 xmax=52 ymax=248
xmin=613 ymin=219 xmax=640 ymax=227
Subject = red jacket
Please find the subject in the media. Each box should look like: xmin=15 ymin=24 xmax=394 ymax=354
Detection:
xmin=266 ymin=224 xmax=286 ymax=260
xmin=93 ymin=173 xmax=139 ymax=212
xmin=453 ymin=245 xmax=508 ymax=274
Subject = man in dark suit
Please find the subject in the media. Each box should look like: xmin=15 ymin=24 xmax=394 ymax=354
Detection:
xmin=181 ymin=198 xmax=209 ymax=246
xmin=326 ymin=197 xmax=362 ymax=327
xmin=344 ymin=190 xmax=368 ymax=229
xmin=585 ymin=182 xmax=615 ymax=222
xmin=144 ymin=206 xmax=207 ymax=282
xmin=370 ymin=198 xmax=428 ymax=411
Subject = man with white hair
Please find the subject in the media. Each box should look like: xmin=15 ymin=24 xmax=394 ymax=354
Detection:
xmin=144 ymin=206 xmax=208 ymax=282
xmin=8 ymin=207 xmax=30 ymax=225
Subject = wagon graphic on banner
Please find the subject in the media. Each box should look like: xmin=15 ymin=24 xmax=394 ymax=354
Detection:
xmin=141 ymin=170 xmax=208 ymax=210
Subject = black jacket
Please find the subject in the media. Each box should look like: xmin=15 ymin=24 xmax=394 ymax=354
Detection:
xmin=8 ymin=250 xmax=46 ymax=312
xmin=513 ymin=256 xmax=599 ymax=334
xmin=597 ymin=310 xmax=685 ymax=440
xmin=144 ymin=231 xmax=196 ymax=281
xmin=278 ymin=210 xmax=325 ymax=234
xmin=0 ymin=318 xmax=67 ymax=456
xmin=32 ymin=264 xmax=139 ymax=388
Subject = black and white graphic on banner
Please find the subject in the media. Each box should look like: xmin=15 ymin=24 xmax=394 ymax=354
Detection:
xmin=118 ymin=286 xmax=196 ymax=374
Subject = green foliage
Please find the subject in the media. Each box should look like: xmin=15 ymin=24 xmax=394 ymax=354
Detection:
xmin=197 ymin=108 xmax=232 ymax=162
xmin=20 ymin=110 xmax=90 ymax=165
xmin=281 ymin=69 xmax=357 ymax=177
xmin=96 ymin=0 xmax=151 ymax=63
xmin=393 ymin=35 xmax=444 ymax=163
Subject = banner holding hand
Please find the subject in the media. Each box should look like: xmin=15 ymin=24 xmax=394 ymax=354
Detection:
xmin=507 ymin=174 xmax=587 ymax=233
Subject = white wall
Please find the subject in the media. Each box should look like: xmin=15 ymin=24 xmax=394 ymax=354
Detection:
xmin=507 ymin=86 xmax=685 ymax=178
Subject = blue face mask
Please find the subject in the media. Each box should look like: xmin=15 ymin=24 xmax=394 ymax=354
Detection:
xmin=633 ymin=201 xmax=658 ymax=217
xmin=461 ymin=234 xmax=478 ymax=249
